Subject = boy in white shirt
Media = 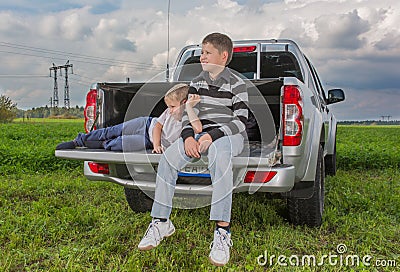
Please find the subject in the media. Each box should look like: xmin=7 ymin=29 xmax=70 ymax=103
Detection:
xmin=56 ymin=83 xmax=196 ymax=153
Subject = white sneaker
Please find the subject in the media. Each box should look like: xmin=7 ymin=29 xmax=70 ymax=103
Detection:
xmin=138 ymin=219 xmax=175 ymax=251
xmin=209 ymin=228 xmax=233 ymax=266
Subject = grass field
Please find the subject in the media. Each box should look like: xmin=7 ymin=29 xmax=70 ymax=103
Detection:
xmin=0 ymin=121 xmax=399 ymax=271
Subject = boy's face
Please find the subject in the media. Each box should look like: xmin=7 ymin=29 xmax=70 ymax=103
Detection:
xmin=200 ymin=42 xmax=228 ymax=73
xmin=165 ymin=97 xmax=185 ymax=120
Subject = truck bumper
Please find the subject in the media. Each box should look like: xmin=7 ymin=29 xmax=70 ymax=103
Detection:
xmin=56 ymin=149 xmax=295 ymax=195
xmin=83 ymin=161 xmax=295 ymax=195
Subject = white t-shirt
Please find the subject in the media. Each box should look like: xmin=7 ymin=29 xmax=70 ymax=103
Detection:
xmin=148 ymin=109 xmax=182 ymax=148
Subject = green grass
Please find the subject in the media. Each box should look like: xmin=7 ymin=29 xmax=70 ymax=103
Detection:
xmin=0 ymin=122 xmax=399 ymax=271
xmin=13 ymin=118 xmax=84 ymax=123
xmin=0 ymin=120 xmax=83 ymax=174
xmin=337 ymin=125 xmax=400 ymax=170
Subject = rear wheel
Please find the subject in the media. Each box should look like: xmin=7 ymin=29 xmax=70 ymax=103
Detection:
xmin=287 ymin=144 xmax=325 ymax=227
xmin=124 ymin=188 xmax=153 ymax=213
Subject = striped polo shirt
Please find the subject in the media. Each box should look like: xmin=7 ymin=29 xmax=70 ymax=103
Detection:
xmin=181 ymin=68 xmax=248 ymax=142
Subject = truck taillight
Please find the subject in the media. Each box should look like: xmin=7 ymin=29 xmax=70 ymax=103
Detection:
xmin=84 ymin=89 xmax=97 ymax=133
xmin=244 ymin=171 xmax=277 ymax=183
xmin=233 ymin=46 xmax=257 ymax=53
xmin=88 ymin=162 xmax=109 ymax=175
xmin=282 ymin=85 xmax=303 ymax=146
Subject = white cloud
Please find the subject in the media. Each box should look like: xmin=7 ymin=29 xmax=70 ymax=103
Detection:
xmin=314 ymin=10 xmax=370 ymax=49
xmin=60 ymin=8 xmax=93 ymax=40
xmin=0 ymin=0 xmax=399 ymax=120
xmin=38 ymin=15 xmax=60 ymax=37
xmin=215 ymin=0 xmax=241 ymax=11
xmin=0 ymin=11 xmax=28 ymax=37
xmin=374 ymin=31 xmax=400 ymax=50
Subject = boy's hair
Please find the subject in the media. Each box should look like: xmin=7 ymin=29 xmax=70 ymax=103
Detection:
xmin=164 ymin=83 xmax=189 ymax=102
xmin=202 ymin=32 xmax=233 ymax=65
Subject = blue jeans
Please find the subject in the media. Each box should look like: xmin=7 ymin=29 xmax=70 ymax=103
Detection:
xmin=151 ymin=134 xmax=244 ymax=223
xmin=75 ymin=117 xmax=152 ymax=151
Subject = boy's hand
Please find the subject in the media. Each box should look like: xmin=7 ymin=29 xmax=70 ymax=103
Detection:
xmin=152 ymin=145 xmax=164 ymax=154
xmin=186 ymin=94 xmax=201 ymax=108
xmin=198 ymin=134 xmax=213 ymax=153
xmin=184 ymin=137 xmax=200 ymax=158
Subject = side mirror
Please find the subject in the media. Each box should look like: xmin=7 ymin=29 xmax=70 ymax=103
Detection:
xmin=327 ymin=89 xmax=345 ymax=105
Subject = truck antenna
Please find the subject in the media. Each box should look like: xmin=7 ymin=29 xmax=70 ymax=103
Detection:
xmin=166 ymin=0 xmax=171 ymax=81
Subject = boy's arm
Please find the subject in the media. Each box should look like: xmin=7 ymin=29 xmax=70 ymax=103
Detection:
xmin=186 ymin=94 xmax=202 ymax=134
xmin=181 ymin=86 xmax=200 ymax=141
xmin=152 ymin=122 xmax=164 ymax=153
xmin=181 ymin=86 xmax=201 ymax=158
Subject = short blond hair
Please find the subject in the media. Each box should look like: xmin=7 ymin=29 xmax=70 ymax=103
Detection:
xmin=164 ymin=83 xmax=189 ymax=102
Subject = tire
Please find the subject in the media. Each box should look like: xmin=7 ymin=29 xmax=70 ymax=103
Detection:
xmin=124 ymin=187 xmax=153 ymax=213
xmin=287 ymin=144 xmax=325 ymax=227
xmin=325 ymin=140 xmax=337 ymax=176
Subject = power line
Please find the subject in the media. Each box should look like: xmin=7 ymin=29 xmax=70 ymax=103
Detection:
xmin=0 ymin=41 xmax=159 ymax=67
xmin=0 ymin=41 xmax=164 ymax=69
xmin=71 ymin=73 xmax=101 ymax=83
xmin=49 ymin=64 xmax=59 ymax=108
xmin=380 ymin=115 xmax=392 ymax=121
xmin=0 ymin=74 xmax=98 ymax=85
xmin=0 ymin=74 xmax=48 ymax=78
xmin=63 ymin=61 xmax=73 ymax=109
xmin=0 ymin=49 xmax=164 ymax=71
xmin=69 ymin=79 xmax=95 ymax=88
xmin=50 ymin=61 xmax=73 ymax=108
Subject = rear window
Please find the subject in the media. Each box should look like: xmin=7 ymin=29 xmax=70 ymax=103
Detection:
xmin=229 ymin=51 xmax=303 ymax=81
xmin=176 ymin=54 xmax=202 ymax=81
xmin=228 ymin=52 xmax=257 ymax=79
xmin=261 ymin=52 xmax=302 ymax=80
xmin=175 ymin=49 xmax=303 ymax=82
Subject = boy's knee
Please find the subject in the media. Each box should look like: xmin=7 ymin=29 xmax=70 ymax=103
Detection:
xmin=208 ymin=142 xmax=232 ymax=160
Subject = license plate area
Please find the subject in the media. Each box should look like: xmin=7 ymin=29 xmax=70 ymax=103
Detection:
xmin=178 ymin=165 xmax=210 ymax=178
xmin=153 ymin=161 xmax=211 ymax=184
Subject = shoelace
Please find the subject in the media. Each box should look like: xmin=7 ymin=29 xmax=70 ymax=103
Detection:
xmin=210 ymin=229 xmax=233 ymax=252
xmin=144 ymin=219 xmax=162 ymax=242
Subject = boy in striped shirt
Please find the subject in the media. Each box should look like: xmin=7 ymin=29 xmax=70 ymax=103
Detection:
xmin=139 ymin=33 xmax=248 ymax=267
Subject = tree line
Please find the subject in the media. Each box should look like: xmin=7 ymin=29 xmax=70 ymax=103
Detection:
xmin=18 ymin=105 xmax=84 ymax=119
xmin=1 ymin=94 xmax=83 ymax=123
xmin=338 ymin=120 xmax=400 ymax=125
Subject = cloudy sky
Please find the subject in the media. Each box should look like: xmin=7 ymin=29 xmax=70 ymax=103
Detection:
xmin=0 ymin=0 xmax=399 ymax=121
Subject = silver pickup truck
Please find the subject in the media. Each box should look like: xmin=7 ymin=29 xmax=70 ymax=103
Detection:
xmin=55 ymin=39 xmax=345 ymax=227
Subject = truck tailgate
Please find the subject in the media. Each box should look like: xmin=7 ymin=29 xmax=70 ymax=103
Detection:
xmin=55 ymin=148 xmax=295 ymax=194
xmin=55 ymin=146 xmax=279 ymax=167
